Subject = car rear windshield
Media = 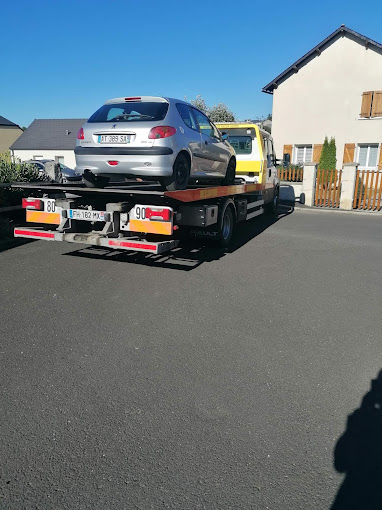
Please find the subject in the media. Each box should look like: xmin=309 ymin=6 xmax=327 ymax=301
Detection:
xmin=88 ymin=102 xmax=169 ymax=123
xmin=228 ymin=135 xmax=252 ymax=155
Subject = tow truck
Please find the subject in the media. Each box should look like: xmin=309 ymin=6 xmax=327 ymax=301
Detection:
xmin=13 ymin=176 xmax=279 ymax=254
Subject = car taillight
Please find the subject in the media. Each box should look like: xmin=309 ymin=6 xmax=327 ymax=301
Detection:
xmin=145 ymin=207 xmax=171 ymax=221
xmin=148 ymin=126 xmax=176 ymax=139
xmin=22 ymin=198 xmax=42 ymax=210
xmin=77 ymin=127 xmax=84 ymax=140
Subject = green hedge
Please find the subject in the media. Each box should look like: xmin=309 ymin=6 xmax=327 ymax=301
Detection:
xmin=0 ymin=152 xmax=43 ymax=207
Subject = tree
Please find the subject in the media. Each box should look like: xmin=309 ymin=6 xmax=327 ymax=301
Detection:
xmin=208 ymin=103 xmax=235 ymax=123
xmin=189 ymin=95 xmax=236 ymax=121
xmin=318 ymin=136 xmax=330 ymax=170
xmin=328 ymin=137 xmax=337 ymax=170
xmin=267 ymin=113 xmax=272 ymax=121
xmin=190 ymin=95 xmax=208 ymax=114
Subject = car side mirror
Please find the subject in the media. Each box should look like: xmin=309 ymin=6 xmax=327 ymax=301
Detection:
xmin=222 ymin=132 xmax=228 ymax=141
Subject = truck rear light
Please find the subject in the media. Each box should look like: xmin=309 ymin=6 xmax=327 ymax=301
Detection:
xmin=108 ymin=161 xmax=119 ymax=166
xmin=148 ymin=126 xmax=176 ymax=139
xmin=22 ymin=198 xmax=42 ymax=210
xmin=77 ymin=127 xmax=84 ymax=140
xmin=145 ymin=207 xmax=171 ymax=221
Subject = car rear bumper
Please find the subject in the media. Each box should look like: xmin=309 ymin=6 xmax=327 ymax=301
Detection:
xmin=74 ymin=146 xmax=175 ymax=177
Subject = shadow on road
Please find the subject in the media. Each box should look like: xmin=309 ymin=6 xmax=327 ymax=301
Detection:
xmin=331 ymin=370 xmax=382 ymax=510
xmin=64 ymin=204 xmax=293 ymax=271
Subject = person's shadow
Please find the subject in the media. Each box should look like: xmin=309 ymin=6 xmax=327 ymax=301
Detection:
xmin=331 ymin=370 xmax=382 ymax=509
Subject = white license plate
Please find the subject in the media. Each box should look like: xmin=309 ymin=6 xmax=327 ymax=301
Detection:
xmin=68 ymin=209 xmax=107 ymax=221
xmin=98 ymin=134 xmax=130 ymax=144
xmin=130 ymin=205 xmax=172 ymax=221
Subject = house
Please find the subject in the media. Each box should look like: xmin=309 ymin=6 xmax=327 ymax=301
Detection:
xmin=263 ymin=26 xmax=382 ymax=170
xmin=10 ymin=119 xmax=87 ymax=169
xmin=0 ymin=115 xmax=23 ymax=152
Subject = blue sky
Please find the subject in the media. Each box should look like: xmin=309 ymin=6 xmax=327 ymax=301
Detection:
xmin=1 ymin=0 xmax=381 ymax=127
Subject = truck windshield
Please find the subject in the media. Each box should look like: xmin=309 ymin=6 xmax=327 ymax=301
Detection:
xmin=88 ymin=102 xmax=169 ymax=123
xmin=228 ymin=135 xmax=252 ymax=155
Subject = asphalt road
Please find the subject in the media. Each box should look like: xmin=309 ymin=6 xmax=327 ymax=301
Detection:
xmin=1 ymin=207 xmax=382 ymax=510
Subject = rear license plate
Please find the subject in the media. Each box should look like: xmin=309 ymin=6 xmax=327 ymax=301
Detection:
xmin=68 ymin=209 xmax=107 ymax=221
xmin=98 ymin=134 xmax=130 ymax=144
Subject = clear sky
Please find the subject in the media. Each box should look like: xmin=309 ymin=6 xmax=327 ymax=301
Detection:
xmin=1 ymin=0 xmax=381 ymax=127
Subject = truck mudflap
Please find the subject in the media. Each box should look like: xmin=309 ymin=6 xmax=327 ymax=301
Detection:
xmin=14 ymin=228 xmax=179 ymax=255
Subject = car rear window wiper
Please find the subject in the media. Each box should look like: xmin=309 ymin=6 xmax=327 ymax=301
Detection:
xmin=114 ymin=114 xmax=154 ymax=120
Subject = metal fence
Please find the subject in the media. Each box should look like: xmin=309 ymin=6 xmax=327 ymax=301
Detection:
xmin=314 ymin=169 xmax=342 ymax=208
xmin=353 ymin=170 xmax=382 ymax=211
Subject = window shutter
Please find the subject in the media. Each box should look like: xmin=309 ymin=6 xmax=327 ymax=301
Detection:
xmin=378 ymin=145 xmax=382 ymax=170
xmin=313 ymin=144 xmax=323 ymax=163
xmin=371 ymin=91 xmax=382 ymax=117
xmin=360 ymin=91 xmax=373 ymax=118
xmin=343 ymin=143 xmax=355 ymax=164
xmin=283 ymin=144 xmax=292 ymax=158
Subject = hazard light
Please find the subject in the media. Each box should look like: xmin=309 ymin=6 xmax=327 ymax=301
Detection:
xmin=145 ymin=207 xmax=171 ymax=221
xmin=22 ymin=198 xmax=42 ymax=210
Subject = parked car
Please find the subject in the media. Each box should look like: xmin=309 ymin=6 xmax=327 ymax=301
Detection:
xmin=26 ymin=159 xmax=82 ymax=183
xmin=74 ymin=96 xmax=236 ymax=190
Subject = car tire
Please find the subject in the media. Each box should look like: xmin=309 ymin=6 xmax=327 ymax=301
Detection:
xmin=83 ymin=171 xmax=109 ymax=189
xmin=218 ymin=204 xmax=234 ymax=248
xmin=222 ymin=158 xmax=236 ymax=186
xmin=161 ymin=154 xmax=190 ymax=191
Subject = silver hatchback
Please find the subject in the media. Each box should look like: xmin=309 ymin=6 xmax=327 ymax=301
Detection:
xmin=75 ymin=96 xmax=236 ymax=190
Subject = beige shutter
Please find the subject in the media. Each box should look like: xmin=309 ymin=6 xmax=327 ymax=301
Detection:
xmin=360 ymin=91 xmax=373 ymax=118
xmin=343 ymin=143 xmax=355 ymax=164
xmin=378 ymin=145 xmax=382 ymax=170
xmin=371 ymin=91 xmax=382 ymax=117
xmin=313 ymin=144 xmax=323 ymax=163
xmin=283 ymin=144 xmax=292 ymax=159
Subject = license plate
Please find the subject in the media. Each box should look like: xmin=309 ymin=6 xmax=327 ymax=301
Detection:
xmin=98 ymin=134 xmax=130 ymax=144
xmin=68 ymin=209 xmax=107 ymax=221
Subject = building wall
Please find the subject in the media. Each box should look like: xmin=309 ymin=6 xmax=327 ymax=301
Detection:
xmin=12 ymin=149 xmax=76 ymax=168
xmin=0 ymin=126 xmax=23 ymax=152
xmin=271 ymin=34 xmax=382 ymax=166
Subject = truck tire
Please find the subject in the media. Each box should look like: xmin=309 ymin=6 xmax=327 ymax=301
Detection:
xmin=222 ymin=158 xmax=236 ymax=186
xmin=265 ymin=187 xmax=279 ymax=215
xmin=160 ymin=153 xmax=190 ymax=191
xmin=218 ymin=204 xmax=234 ymax=248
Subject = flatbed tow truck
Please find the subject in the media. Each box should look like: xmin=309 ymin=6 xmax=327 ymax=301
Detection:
xmin=13 ymin=178 xmax=279 ymax=254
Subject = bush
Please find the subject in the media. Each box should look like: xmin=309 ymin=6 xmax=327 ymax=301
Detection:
xmin=0 ymin=152 xmax=43 ymax=207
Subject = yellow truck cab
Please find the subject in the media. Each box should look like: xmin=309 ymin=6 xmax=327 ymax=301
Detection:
xmin=215 ymin=122 xmax=277 ymax=181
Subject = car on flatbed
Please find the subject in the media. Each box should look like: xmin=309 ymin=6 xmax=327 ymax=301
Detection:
xmin=75 ymin=96 xmax=236 ymax=191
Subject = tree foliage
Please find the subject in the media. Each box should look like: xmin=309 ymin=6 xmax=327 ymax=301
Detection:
xmin=189 ymin=95 xmax=236 ymax=122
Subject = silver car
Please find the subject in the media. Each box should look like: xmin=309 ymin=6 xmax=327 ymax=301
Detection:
xmin=75 ymin=96 xmax=236 ymax=190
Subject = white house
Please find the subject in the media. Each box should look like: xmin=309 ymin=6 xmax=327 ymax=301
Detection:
xmin=263 ymin=26 xmax=382 ymax=170
xmin=10 ymin=119 xmax=86 ymax=169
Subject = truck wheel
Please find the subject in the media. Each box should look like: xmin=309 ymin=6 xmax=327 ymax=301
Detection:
xmin=218 ymin=205 xmax=234 ymax=248
xmin=265 ymin=187 xmax=279 ymax=215
xmin=222 ymin=158 xmax=236 ymax=186
xmin=161 ymin=154 xmax=190 ymax=191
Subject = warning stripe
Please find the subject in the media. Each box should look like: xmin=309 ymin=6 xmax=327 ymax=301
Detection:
xmin=108 ymin=240 xmax=156 ymax=251
xmin=14 ymin=229 xmax=55 ymax=239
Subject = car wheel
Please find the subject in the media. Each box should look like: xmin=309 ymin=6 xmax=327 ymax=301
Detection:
xmin=265 ymin=187 xmax=279 ymax=215
xmin=218 ymin=204 xmax=234 ymax=248
xmin=83 ymin=170 xmax=109 ymax=188
xmin=161 ymin=154 xmax=190 ymax=191
xmin=222 ymin=158 xmax=236 ymax=186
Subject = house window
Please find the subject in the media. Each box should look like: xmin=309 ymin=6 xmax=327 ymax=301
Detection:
xmin=360 ymin=91 xmax=382 ymax=118
xmin=357 ymin=144 xmax=379 ymax=169
xmin=294 ymin=145 xmax=312 ymax=164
